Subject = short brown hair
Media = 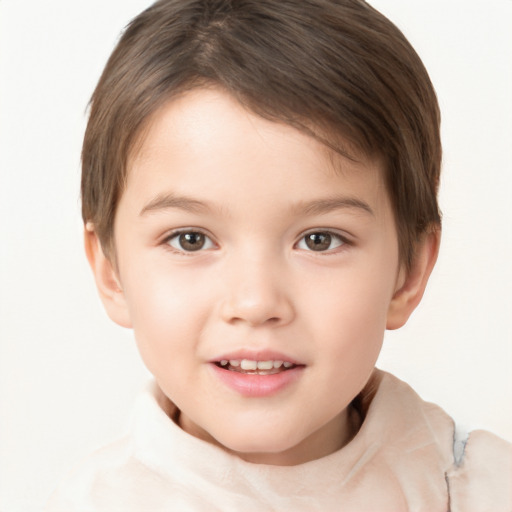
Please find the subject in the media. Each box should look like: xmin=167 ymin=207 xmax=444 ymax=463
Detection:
xmin=82 ymin=0 xmax=441 ymax=268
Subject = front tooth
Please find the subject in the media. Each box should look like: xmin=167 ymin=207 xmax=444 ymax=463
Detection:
xmin=257 ymin=360 xmax=274 ymax=370
xmin=240 ymin=359 xmax=257 ymax=370
xmin=229 ymin=360 xmax=240 ymax=367
xmin=283 ymin=361 xmax=293 ymax=368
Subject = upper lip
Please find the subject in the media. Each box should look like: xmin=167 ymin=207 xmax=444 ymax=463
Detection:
xmin=209 ymin=349 xmax=303 ymax=365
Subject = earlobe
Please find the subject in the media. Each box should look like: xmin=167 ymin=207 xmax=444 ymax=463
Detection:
xmin=386 ymin=228 xmax=440 ymax=330
xmin=84 ymin=224 xmax=132 ymax=328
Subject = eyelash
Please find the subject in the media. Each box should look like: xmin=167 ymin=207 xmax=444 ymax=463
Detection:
xmin=295 ymin=230 xmax=350 ymax=254
xmin=161 ymin=229 xmax=351 ymax=255
xmin=162 ymin=229 xmax=215 ymax=255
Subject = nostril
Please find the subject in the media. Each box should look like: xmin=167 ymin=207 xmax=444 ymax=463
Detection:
xmin=219 ymin=291 xmax=295 ymax=327
xmin=226 ymin=315 xmax=283 ymax=327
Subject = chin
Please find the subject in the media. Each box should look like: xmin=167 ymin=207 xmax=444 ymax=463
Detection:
xmin=213 ymin=428 xmax=303 ymax=461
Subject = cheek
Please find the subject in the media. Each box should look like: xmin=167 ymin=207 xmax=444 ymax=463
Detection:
xmin=305 ymin=260 xmax=396 ymax=362
xmin=120 ymin=261 xmax=213 ymax=368
xmin=309 ymin=254 xmax=395 ymax=321
xmin=314 ymin=289 xmax=387 ymax=358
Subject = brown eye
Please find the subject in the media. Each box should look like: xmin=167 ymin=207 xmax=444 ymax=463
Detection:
xmin=168 ymin=231 xmax=214 ymax=252
xmin=298 ymin=232 xmax=345 ymax=252
xmin=179 ymin=232 xmax=205 ymax=251
xmin=305 ymin=233 xmax=331 ymax=251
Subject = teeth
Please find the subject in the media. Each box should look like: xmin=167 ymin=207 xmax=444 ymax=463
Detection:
xmin=220 ymin=359 xmax=295 ymax=371
xmin=240 ymin=359 xmax=257 ymax=370
xmin=257 ymin=360 xmax=273 ymax=370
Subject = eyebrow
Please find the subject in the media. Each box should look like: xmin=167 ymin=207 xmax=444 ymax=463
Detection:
xmin=140 ymin=193 xmax=213 ymax=216
xmin=139 ymin=192 xmax=374 ymax=218
xmin=295 ymin=196 xmax=375 ymax=217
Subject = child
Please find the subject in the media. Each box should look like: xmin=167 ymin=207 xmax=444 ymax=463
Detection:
xmin=46 ymin=0 xmax=511 ymax=510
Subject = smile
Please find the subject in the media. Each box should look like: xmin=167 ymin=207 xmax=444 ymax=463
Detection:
xmin=211 ymin=355 xmax=304 ymax=397
xmin=216 ymin=359 xmax=296 ymax=375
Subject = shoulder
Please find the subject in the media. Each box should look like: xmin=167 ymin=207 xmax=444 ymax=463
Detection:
xmin=447 ymin=429 xmax=512 ymax=512
xmin=45 ymin=433 xmax=198 ymax=512
xmin=364 ymin=370 xmax=512 ymax=509
xmin=44 ymin=436 xmax=138 ymax=511
xmin=44 ymin=382 xmax=215 ymax=512
xmin=44 ymin=383 xmax=165 ymax=511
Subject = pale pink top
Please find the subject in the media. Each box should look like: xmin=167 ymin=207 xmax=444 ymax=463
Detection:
xmin=46 ymin=370 xmax=512 ymax=511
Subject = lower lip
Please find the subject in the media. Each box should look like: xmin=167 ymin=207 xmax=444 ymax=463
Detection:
xmin=210 ymin=364 xmax=304 ymax=397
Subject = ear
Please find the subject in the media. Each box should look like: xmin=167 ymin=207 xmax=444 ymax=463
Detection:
xmin=84 ymin=223 xmax=132 ymax=328
xmin=386 ymin=228 xmax=440 ymax=330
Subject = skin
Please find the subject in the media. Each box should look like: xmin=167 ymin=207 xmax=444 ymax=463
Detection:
xmin=86 ymin=88 xmax=439 ymax=466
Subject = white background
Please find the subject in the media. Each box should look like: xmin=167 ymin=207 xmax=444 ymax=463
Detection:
xmin=1 ymin=1 xmax=511 ymax=510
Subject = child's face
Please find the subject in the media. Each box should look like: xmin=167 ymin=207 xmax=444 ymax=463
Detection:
xmin=108 ymin=88 xmax=406 ymax=465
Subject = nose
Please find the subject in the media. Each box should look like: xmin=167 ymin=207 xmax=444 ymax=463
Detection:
xmin=219 ymin=254 xmax=295 ymax=328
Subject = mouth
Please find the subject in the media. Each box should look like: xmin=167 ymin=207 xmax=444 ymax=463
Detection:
xmin=214 ymin=359 xmax=299 ymax=376
xmin=210 ymin=354 xmax=304 ymax=397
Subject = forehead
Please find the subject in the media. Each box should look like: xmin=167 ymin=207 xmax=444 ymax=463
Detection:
xmin=124 ymin=87 xmax=389 ymax=218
